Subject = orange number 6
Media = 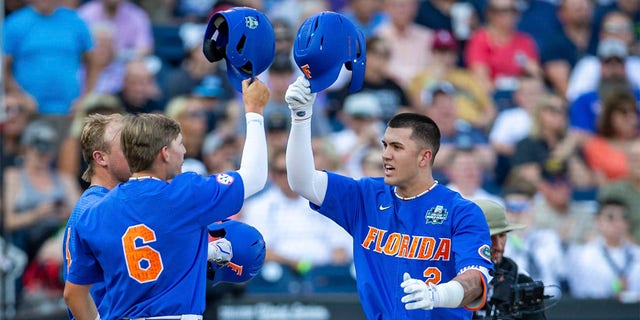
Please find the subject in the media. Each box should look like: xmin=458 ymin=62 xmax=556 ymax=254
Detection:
xmin=122 ymin=224 xmax=164 ymax=283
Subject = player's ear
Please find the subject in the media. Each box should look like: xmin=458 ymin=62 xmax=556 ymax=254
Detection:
xmin=93 ymin=150 xmax=107 ymax=167
xmin=418 ymin=148 xmax=432 ymax=167
xmin=159 ymin=146 xmax=170 ymax=163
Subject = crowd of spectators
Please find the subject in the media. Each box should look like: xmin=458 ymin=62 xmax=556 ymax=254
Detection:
xmin=2 ymin=0 xmax=640 ymax=316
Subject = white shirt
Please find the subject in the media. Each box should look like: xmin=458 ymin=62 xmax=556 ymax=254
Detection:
xmin=241 ymin=185 xmax=353 ymax=265
xmin=489 ymin=107 xmax=532 ymax=146
xmin=566 ymin=55 xmax=640 ymax=103
xmin=567 ymin=237 xmax=640 ymax=299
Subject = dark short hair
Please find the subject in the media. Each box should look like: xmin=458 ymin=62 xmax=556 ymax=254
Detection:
xmin=387 ymin=112 xmax=441 ymax=163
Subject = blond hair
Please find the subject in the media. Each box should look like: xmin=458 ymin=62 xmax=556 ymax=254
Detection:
xmin=80 ymin=113 xmax=124 ymax=182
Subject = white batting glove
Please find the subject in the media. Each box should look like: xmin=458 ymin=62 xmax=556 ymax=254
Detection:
xmin=285 ymin=76 xmax=316 ymax=121
xmin=208 ymin=238 xmax=233 ymax=267
xmin=401 ymin=272 xmax=438 ymax=310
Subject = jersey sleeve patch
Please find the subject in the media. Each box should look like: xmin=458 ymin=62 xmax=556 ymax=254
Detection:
xmin=216 ymin=173 xmax=235 ymax=185
xmin=478 ymin=244 xmax=491 ymax=262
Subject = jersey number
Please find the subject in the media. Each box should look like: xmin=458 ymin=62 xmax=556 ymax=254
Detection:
xmin=423 ymin=267 xmax=442 ymax=285
xmin=122 ymin=224 xmax=164 ymax=283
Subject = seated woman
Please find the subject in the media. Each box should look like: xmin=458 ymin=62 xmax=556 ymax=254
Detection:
xmin=582 ymin=89 xmax=639 ymax=185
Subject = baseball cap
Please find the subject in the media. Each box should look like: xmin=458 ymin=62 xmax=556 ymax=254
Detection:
xmin=193 ymin=75 xmax=225 ymax=99
xmin=21 ymin=120 xmax=58 ymax=153
xmin=202 ymin=131 xmax=236 ymax=155
xmin=541 ymin=158 xmax=569 ymax=185
xmin=81 ymin=93 xmax=124 ymax=115
xmin=597 ymin=38 xmax=627 ymax=60
xmin=207 ymin=219 xmax=266 ymax=286
xmin=432 ymin=29 xmax=458 ymax=51
xmin=474 ymin=199 xmax=526 ymax=236
xmin=343 ymin=92 xmax=382 ymax=118
xmin=421 ymin=81 xmax=456 ymax=105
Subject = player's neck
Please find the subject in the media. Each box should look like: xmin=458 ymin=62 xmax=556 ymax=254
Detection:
xmin=394 ymin=180 xmax=438 ymax=201
xmin=130 ymin=171 xmax=165 ymax=181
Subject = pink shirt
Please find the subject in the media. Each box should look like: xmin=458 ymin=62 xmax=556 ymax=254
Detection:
xmin=465 ymin=29 xmax=539 ymax=83
xmin=375 ymin=23 xmax=433 ymax=88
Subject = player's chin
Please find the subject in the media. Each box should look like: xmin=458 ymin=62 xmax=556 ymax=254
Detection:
xmin=383 ymin=175 xmax=396 ymax=185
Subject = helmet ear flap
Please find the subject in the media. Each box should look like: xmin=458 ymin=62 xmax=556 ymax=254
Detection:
xmin=202 ymin=15 xmax=229 ymax=62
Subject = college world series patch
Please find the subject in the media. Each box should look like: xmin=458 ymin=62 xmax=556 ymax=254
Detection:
xmin=216 ymin=173 xmax=234 ymax=185
xmin=425 ymin=205 xmax=448 ymax=224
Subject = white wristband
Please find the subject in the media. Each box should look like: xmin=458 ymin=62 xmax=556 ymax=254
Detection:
xmin=433 ymin=280 xmax=464 ymax=308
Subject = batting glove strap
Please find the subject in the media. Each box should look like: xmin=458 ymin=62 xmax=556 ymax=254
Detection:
xmin=285 ymin=76 xmax=316 ymax=122
xmin=208 ymin=238 xmax=233 ymax=267
xmin=433 ymin=280 xmax=464 ymax=308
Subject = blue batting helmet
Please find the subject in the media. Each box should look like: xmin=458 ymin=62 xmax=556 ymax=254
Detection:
xmin=293 ymin=11 xmax=366 ymax=93
xmin=207 ymin=219 xmax=266 ymax=286
xmin=203 ymin=7 xmax=276 ymax=92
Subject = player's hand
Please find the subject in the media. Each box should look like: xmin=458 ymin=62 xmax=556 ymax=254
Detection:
xmin=208 ymin=238 xmax=233 ymax=267
xmin=242 ymin=78 xmax=270 ymax=115
xmin=285 ymin=76 xmax=316 ymax=121
xmin=401 ymin=272 xmax=436 ymax=310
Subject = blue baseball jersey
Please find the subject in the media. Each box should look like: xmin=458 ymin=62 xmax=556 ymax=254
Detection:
xmin=63 ymin=186 xmax=111 ymax=320
xmin=312 ymin=172 xmax=493 ymax=320
xmin=67 ymin=172 xmax=243 ymax=320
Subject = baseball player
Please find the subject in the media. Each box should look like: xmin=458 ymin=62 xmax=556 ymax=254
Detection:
xmin=62 ymin=113 xmax=130 ymax=319
xmin=64 ymin=79 xmax=269 ymax=320
xmin=284 ymin=77 xmax=493 ymax=319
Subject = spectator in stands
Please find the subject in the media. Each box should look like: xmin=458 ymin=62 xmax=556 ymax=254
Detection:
xmin=567 ymin=198 xmax=640 ymax=299
xmin=421 ymin=81 xmax=496 ymax=180
xmin=539 ymin=0 xmax=594 ymax=97
xmin=410 ymin=29 xmax=495 ymax=130
xmin=57 ymin=94 xmax=125 ymax=189
xmin=78 ymin=0 xmax=153 ymax=94
xmin=78 ymin=0 xmax=153 ymax=61
xmin=510 ymin=94 xmax=586 ymax=187
xmin=445 ymin=148 xmax=503 ymax=204
xmin=532 ymin=165 xmax=597 ymax=245
xmin=598 ymin=140 xmax=640 ymax=244
xmin=329 ymin=36 xmax=410 ymax=126
xmin=272 ymin=18 xmax=296 ymax=55
xmin=162 ymin=23 xmax=233 ymax=104
xmin=583 ymin=89 xmax=639 ymax=184
xmin=341 ymin=0 xmax=389 ymax=38
xmin=264 ymin=110 xmax=291 ymax=158
xmin=465 ymin=0 xmax=541 ymax=94
xmin=2 ymin=0 xmax=98 ymax=140
xmin=569 ymin=38 xmax=640 ymax=143
xmin=359 ymin=147 xmax=384 ymax=177
xmin=517 ymin=0 xmax=561 ymax=51
xmin=192 ymin=74 xmax=239 ymax=133
xmin=567 ymin=12 xmax=640 ymax=102
xmin=116 ymin=58 xmax=164 ymax=114
xmin=165 ymin=95 xmax=208 ymax=166
xmin=241 ymin=148 xmax=352 ymax=275
xmin=1 ymin=92 xmax=37 ymax=171
xmin=330 ymin=92 xmax=385 ymax=178
xmin=201 ymin=131 xmax=240 ymax=175
xmin=591 ymin=0 xmax=640 ymax=56
xmin=375 ymin=0 xmax=434 ymax=88
xmin=501 ymin=175 xmax=565 ymax=298
xmin=3 ymin=120 xmax=82 ymax=306
xmin=490 ymin=75 xmax=546 ymax=183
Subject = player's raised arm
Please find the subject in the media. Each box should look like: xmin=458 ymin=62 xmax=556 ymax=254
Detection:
xmin=236 ymin=78 xmax=270 ymax=199
xmin=285 ymin=76 xmax=328 ymax=206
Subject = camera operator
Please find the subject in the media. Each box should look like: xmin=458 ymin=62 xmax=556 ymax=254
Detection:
xmin=473 ymin=199 xmax=546 ymax=320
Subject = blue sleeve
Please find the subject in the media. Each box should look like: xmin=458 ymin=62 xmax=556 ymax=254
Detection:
xmin=66 ymin=221 xmax=103 ymax=285
xmin=170 ymin=172 xmax=245 ymax=227
xmin=2 ymin=13 xmax=22 ymax=55
xmin=310 ymin=171 xmax=362 ymax=235
xmin=452 ymin=200 xmax=493 ymax=274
